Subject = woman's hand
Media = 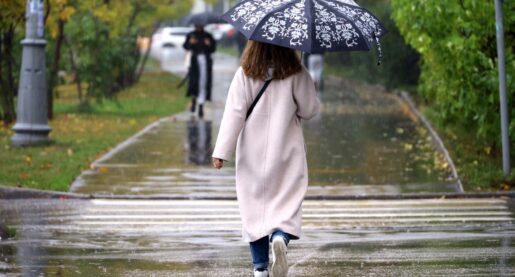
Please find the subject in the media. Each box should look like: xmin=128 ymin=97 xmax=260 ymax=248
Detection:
xmin=212 ymin=158 xmax=224 ymax=169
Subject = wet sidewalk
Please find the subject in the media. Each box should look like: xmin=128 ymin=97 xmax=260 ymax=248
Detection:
xmin=70 ymin=50 xmax=458 ymax=197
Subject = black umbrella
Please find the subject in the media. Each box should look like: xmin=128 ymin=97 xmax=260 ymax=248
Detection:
xmin=222 ymin=0 xmax=386 ymax=64
xmin=186 ymin=12 xmax=225 ymax=26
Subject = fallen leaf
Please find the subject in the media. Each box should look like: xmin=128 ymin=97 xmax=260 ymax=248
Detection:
xmin=19 ymin=172 xmax=30 ymax=180
xmin=67 ymin=148 xmax=74 ymax=157
xmin=98 ymin=167 xmax=109 ymax=174
xmin=24 ymin=154 xmax=32 ymax=165
xmin=41 ymin=162 xmax=53 ymax=169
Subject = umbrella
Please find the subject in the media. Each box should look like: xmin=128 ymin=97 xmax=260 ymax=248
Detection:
xmin=222 ymin=0 xmax=386 ymax=64
xmin=186 ymin=12 xmax=226 ymax=26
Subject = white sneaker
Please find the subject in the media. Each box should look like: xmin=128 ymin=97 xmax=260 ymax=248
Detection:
xmin=271 ymin=237 xmax=288 ymax=277
xmin=254 ymin=269 xmax=269 ymax=277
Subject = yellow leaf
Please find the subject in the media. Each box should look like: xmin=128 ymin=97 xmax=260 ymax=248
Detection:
xmin=98 ymin=167 xmax=109 ymax=174
xmin=59 ymin=6 xmax=76 ymax=21
xmin=24 ymin=154 xmax=32 ymax=165
xmin=67 ymin=148 xmax=74 ymax=156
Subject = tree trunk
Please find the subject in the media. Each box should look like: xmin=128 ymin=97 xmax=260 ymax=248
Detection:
xmin=64 ymin=36 xmax=85 ymax=106
xmin=120 ymin=3 xmax=141 ymax=89
xmin=135 ymin=23 xmax=159 ymax=82
xmin=47 ymin=19 xmax=65 ymax=119
xmin=0 ymin=28 xmax=17 ymax=123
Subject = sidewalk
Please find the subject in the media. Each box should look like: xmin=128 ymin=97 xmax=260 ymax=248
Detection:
xmin=70 ymin=51 xmax=459 ymax=197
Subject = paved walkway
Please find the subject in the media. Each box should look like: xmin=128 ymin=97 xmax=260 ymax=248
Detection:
xmin=1 ymin=49 xmax=514 ymax=276
xmin=70 ymin=50 xmax=459 ymax=197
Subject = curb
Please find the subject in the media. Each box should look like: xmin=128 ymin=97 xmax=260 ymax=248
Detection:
xmin=395 ymin=90 xmax=464 ymax=192
xmin=0 ymin=185 xmax=89 ymax=200
xmin=1 ymin=185 xmax=513 ymax=201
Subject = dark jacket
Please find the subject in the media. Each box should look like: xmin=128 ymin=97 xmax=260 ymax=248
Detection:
xmin=183 ymin=30 xmax=216 ymax=100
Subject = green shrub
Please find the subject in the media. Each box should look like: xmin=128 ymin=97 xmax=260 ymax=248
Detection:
xmin=325 ymin=0 xmax=421 ymax=90
xmin=391 ymin=0 xmax=515 ymax=154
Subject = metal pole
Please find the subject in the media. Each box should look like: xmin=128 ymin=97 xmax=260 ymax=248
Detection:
xmin=494 ymin=0 xmax=510 ymax=176
xmin=11 ymin=0 xmax=51 ymax=146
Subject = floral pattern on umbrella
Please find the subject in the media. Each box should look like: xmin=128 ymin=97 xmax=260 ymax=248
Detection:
xmin=222 ymin=0 xmax=386 ymax=55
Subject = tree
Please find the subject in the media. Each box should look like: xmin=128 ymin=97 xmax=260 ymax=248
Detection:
xmin=391 ymin=0 xmax=515 ymax=153
xmin=62 ymin=0 xmax=193 ymax=107
xmin=0 ymin=0 xmax=25 ymax=124
xmin=45 ymin=0 xmax=76 ymax=119
xmin=324 ymin=0 xmax=421 ymax=90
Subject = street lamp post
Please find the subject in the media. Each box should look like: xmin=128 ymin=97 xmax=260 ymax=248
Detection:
xmin=11 ymin=0 xmax=51 ymax=146
xmin=494 ymin=0 xmax=510 ymax=177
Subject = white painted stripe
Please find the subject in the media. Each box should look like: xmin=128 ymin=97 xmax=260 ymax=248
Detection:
xmin=90 ymin=199 xmax=508 ymax=207
xmin=73 ymin=217 xmax=512 ymax=226
xmin=75 ymin=220 xmax=242 ymax=225
xmin=302 ymin=217 xmax=513 ymax=223
xmin=78 ymin=211 xmax=512 ymax=220
xmin=91 ymin=199 xmax=240 ymax=206
xmin=83 ymin=206 xmax=509 ymax=213
xmin=81 ymin=214 xmax=241 ymax=219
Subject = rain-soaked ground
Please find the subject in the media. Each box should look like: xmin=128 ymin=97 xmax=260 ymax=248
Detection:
xmin=1 ymin=49 xmax=512 ymax=276
xmin=69 ymin=49 xmax=458 ymax=197
xmin=1 ymin=198 xmax=515 ymax=276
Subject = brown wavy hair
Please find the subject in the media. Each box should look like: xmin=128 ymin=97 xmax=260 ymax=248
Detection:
xmin=241 ymin=40 xmax=302 ymax=81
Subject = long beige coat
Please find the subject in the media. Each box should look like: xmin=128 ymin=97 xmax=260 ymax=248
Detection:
xmin=212 ymin=66 xmax=320 ymax=242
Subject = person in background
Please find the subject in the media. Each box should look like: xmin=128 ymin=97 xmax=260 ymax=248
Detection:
xmin=212 ymin=41 xmax=320 ymax=277
xmin=303 ymin=52 xmax=324 ymax=92
xmin=183 ymin=24 xmax=216 ymax=118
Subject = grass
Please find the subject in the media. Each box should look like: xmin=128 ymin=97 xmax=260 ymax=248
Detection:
xmin=0 ymin=61 xmax=188 ymax=191
xmin=422 ymin=107 xmax=515 ymax=192
xmin=217 ymin=44 xmax=239 ymax=57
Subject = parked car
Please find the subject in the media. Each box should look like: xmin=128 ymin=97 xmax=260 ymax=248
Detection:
xmin=152 ymin=27 xmax=193 ymax=50
xmin=204 ymin=23 xmax=236 ymax=42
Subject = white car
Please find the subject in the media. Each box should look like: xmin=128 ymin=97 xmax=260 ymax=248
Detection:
xmin=153 ymin=27 xmax=193 ymax=50
xmin=204 ymin=24 xmax=236 ymax=41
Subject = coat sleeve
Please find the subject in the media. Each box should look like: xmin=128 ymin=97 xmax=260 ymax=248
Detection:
xmin=293 ymin=68 xmax=321 ymax=120
xmin=183 ymin=33 xmax=193 ymax=50
xmin=207 ymin=33 xmax=217 ymax=54
xmin=212 ymin=68 xmax=248 ymax=161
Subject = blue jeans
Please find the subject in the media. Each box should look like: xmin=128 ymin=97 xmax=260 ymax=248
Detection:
xmin=249 ymin=230 xmax=292 ymax=270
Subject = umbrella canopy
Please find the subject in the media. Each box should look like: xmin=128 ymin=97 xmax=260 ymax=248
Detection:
xmin=187 ymin=12 xmax=226 ymax=26
xmin=222 ymin=0 xmax=386 ymax=59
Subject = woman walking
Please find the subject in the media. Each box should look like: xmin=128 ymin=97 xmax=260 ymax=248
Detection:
xmin=212 ymin=41 xmax=320 ymax=277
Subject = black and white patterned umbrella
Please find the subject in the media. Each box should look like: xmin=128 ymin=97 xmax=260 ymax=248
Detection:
xmin=222 ymin=0 xmax=386 ymax=63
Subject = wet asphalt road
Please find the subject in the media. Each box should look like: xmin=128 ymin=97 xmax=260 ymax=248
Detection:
xmin=1 ymin=198 xmax=514 ymax=276
xmin=1 ymin=49 xmax=514 ymax=276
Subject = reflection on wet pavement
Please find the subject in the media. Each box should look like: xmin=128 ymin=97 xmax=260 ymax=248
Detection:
xmin=1 ymin=198 xmax=514 ymax=275
xmin=70 ymin=52 xmax=457 ymax=197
